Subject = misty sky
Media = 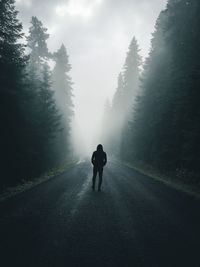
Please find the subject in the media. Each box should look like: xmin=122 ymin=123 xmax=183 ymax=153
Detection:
xmin=16 ymin=0 xmax=167 ymax=152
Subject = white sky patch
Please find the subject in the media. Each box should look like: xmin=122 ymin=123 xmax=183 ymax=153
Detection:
xmin=16 ymin=0 xmax=32 ymax=7
xmin=15 ymin=0 xmax=167 ymax=155
xmin=55 ymin=0 xmax=102 ymax=18
xmin=48 ymin=25 xmax=57 ymax=35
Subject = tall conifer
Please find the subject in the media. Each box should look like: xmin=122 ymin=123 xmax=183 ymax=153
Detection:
xmin=52 ymin=44 xmax=74 ymax=161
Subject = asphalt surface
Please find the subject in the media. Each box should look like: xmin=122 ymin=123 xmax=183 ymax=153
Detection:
xmin=0 ymin=161 xmax=200 ymax=267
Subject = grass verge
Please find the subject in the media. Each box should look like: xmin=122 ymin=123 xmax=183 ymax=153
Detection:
xmin=113 ymin=158 xmax=200 ymax=199
xmin=0 ymin=160 xmax=76 ymax=203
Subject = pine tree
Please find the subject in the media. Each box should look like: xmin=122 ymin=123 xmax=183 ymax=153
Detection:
xmin=164 ymin=0 xmax=200 ymax=174
xmin=0 ymin=0 xmax=28 ymax=186
xmin=26 ymin=16 xmax=49 ymax=71
xmin=128 ymin=10 xmax=172 ymax=166
xmin=122 ymin=37 xmax=142 ymax=118
xmin=40 ymin=63 xmax=60 ymax=139
xmin=127 ymin=0 xmax=200 ymax=180
xmin=112 ymin=73 xmax=124 ymax=115
xmin=26 ymin=17 xmax=61 ymax=173
xmin=52 ymin=44 xmax=74 ymax=162
xmin=119 ymin=37 xmax=142 ymax=159
xmin=109 ymin=73 xmax=124 ymax=156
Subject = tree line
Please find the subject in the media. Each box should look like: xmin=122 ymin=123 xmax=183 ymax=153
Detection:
xmin=0 ymin=0 xmax=73 ymax=188
xmin=103 ymin=0 xmax=200 ymax=184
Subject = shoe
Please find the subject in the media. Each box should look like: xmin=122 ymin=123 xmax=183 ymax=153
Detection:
xmin=98 ymin=188 xmax=101 ymax=192
xmin=92 ymin=185 xmax=95 ymax=190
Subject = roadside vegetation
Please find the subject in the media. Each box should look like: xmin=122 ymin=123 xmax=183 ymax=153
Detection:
xmin=0 ymin=160 xmax=76 ymax=202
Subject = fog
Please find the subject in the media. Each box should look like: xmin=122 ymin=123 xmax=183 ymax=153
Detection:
xmin=16 ymin=0 xmax=167 ymax=157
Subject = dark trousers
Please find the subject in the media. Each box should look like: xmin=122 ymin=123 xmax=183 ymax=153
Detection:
xmin=92 ymin=167 xmax=103 ymax=189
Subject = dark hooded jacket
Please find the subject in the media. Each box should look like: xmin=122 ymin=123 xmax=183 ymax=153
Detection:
xmin=91 ymin=144 xmax=107 ymax=169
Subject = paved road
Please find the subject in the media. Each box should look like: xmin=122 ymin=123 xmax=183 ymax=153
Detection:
xmin=0 ymin=161 xmax=200 ymax=267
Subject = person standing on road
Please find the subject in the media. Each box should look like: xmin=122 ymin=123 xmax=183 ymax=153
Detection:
xmin=91 ymin=144 xmax=107 ymax=191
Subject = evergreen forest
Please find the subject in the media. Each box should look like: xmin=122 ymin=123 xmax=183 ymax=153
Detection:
xmin=0 ymin=0 xmax=74 ymax=188
xmin=102 ymin=0 xmax=200 ymax=187
xmin=0 ymin=0 xmax=200 ymax=190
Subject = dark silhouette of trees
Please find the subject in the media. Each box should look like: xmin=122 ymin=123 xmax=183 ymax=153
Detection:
xmin=0 ymin=3 xmax=73 ymax=188
xmin=1 ymin=0 xmax=199 ymax=188
xmin=24 ymin=16 xmax=61 ymax=177
xmin=107 ymin=0 xmax=200 ymax=183
xmin=119 ymin=37 xmax=142 ymax=160
xmin=122 ymin=37 xmax=142 ymax=118
xmin=0 ymin=0 xmax=28 ymax=186
xmin=130 ymin=0 xmax=200 ymax=178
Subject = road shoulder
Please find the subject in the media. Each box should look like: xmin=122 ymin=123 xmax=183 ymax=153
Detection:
xmin=0 ymin=160 xmax=76 ymax=203
xmin=112 ymin=159 xmax=200 ymax=200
